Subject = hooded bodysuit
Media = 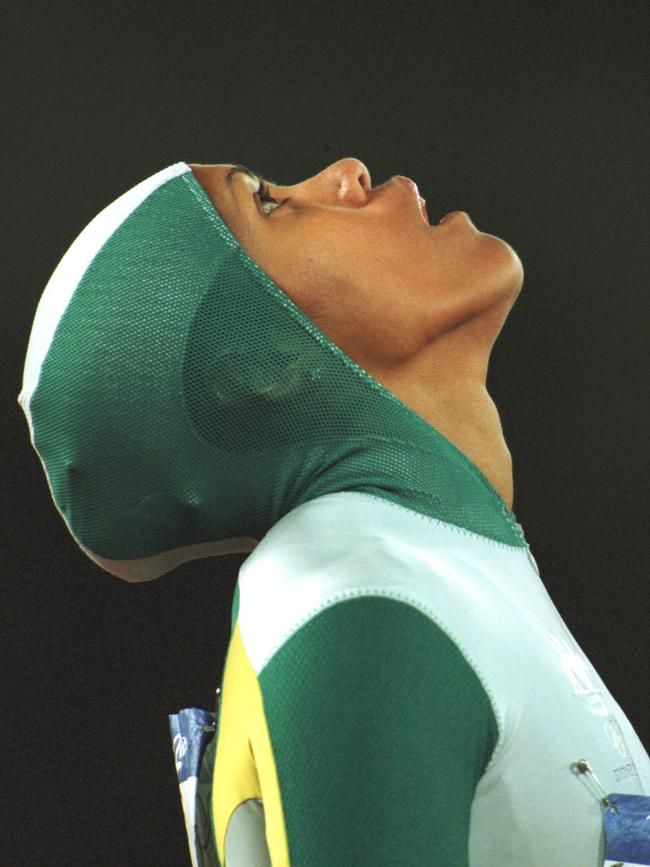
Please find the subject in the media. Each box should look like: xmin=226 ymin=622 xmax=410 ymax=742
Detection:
xmin=19 ymin=162 xmax=650 ymax=866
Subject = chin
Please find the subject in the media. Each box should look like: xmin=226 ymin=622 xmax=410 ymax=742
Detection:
xmin=480 ymin=233 xmax=524 ymax=296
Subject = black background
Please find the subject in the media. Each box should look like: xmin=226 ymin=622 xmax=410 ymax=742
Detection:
xmin=2 ymin=2 xmax=648 ymax=865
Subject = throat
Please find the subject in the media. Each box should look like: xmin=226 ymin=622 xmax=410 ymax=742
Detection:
xmin=434 ymin=409 xmax=514 ymax=510
xmin=386 ymin=376 xmax=515 ymax=510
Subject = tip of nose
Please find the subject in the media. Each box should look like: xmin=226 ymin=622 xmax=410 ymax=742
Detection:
xmin=335 ymin=157 xmax=372 ymax=189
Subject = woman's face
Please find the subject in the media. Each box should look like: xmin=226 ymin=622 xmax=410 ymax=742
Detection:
xmin=188 ymin=158 xmax=524 ymax=378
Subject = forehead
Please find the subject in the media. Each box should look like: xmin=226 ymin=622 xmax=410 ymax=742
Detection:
xmin=189 ymin=162 xmax=265 ymax=214
xmin=190 ymin=163 xmax=259 ymax=189
xmin=187 ymin=163 xmax=239 ymax=216
xmin=189 ymin=162 xmax=235 ymax=176
xmin=189 ymin=162 xmax=235 ymax=192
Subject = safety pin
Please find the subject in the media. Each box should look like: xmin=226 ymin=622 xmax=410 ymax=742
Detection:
xmin=200 ymin=688 xmax=221 ymax=734
xmin=571 ymin=759 xmax=619 ymax=813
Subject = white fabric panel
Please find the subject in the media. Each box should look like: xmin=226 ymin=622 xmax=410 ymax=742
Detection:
xmin=224 ymin=800 xmax=273 ymax=867
xmin=237 ymin=490 xmax=650 ymax=866
xmin=18 ymin=161 xmax=191 ymax=439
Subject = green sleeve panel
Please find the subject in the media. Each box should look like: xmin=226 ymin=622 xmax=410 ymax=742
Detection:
xmin=258 ymin=595 xmax=498 ymax=866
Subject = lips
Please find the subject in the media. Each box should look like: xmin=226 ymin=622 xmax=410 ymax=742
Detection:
xmin=395 ymin=176 xmax=427 ymax=224
xmin=396 ymin=175 xmax=457 ymax=226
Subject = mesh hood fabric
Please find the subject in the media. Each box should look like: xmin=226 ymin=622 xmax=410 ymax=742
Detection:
xmin=18 ymin=161 xmax=526 ymax=560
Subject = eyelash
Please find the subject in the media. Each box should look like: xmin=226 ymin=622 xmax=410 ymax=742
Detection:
xmin=255 ymin=179 xmax=282 ymax=213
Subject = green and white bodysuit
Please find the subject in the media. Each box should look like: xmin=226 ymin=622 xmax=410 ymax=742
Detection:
xmin=19 ymin=162 xmax=650 ymax=865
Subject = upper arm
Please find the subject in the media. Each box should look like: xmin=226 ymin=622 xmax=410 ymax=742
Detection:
xmin=213 ymin=593 xmax=498 ymax=865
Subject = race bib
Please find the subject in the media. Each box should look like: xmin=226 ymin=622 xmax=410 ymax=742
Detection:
xmin=169 ymin=706 xmax=220 ymax=867
xmin=603 ymin=793 xmax=650 ymax=867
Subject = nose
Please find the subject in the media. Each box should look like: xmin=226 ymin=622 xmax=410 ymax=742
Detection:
xmin=302 ymin=157 xmax=371 ymax=206
xmin=331 ymin=157 xmax=372 ymax=201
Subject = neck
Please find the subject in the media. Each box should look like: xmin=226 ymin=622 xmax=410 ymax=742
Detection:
xmin=379 ymin=301 xmax=516 ymax=509
xmin=377 ymin=353 xmax=514 ymax=510
xmin=424 ymin=383 xmax=514 ymax=510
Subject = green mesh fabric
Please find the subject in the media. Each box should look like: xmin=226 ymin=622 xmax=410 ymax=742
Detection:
xmin=23 ymin=163 xmax=526 ymax=559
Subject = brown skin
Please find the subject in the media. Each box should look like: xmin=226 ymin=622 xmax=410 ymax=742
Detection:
xmin=189 ymin=158 xmax=524 ymax=509
xmin=88 ymin=157 xmax=524 ymax=582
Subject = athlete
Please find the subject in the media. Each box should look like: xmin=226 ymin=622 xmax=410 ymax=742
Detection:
xmin=18 ymin=159 xmax=650 ymax=865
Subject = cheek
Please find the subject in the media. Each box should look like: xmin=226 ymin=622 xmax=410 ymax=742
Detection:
xmin=253 ymin=224 xmax=428 ymax=365
xmin=267 ymin=228 xmax=353 ymax=308
xmin=313 ymin=278 xmax=426 ymax=369
xmin=302 ymin=231 xmax=431 ymax=361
